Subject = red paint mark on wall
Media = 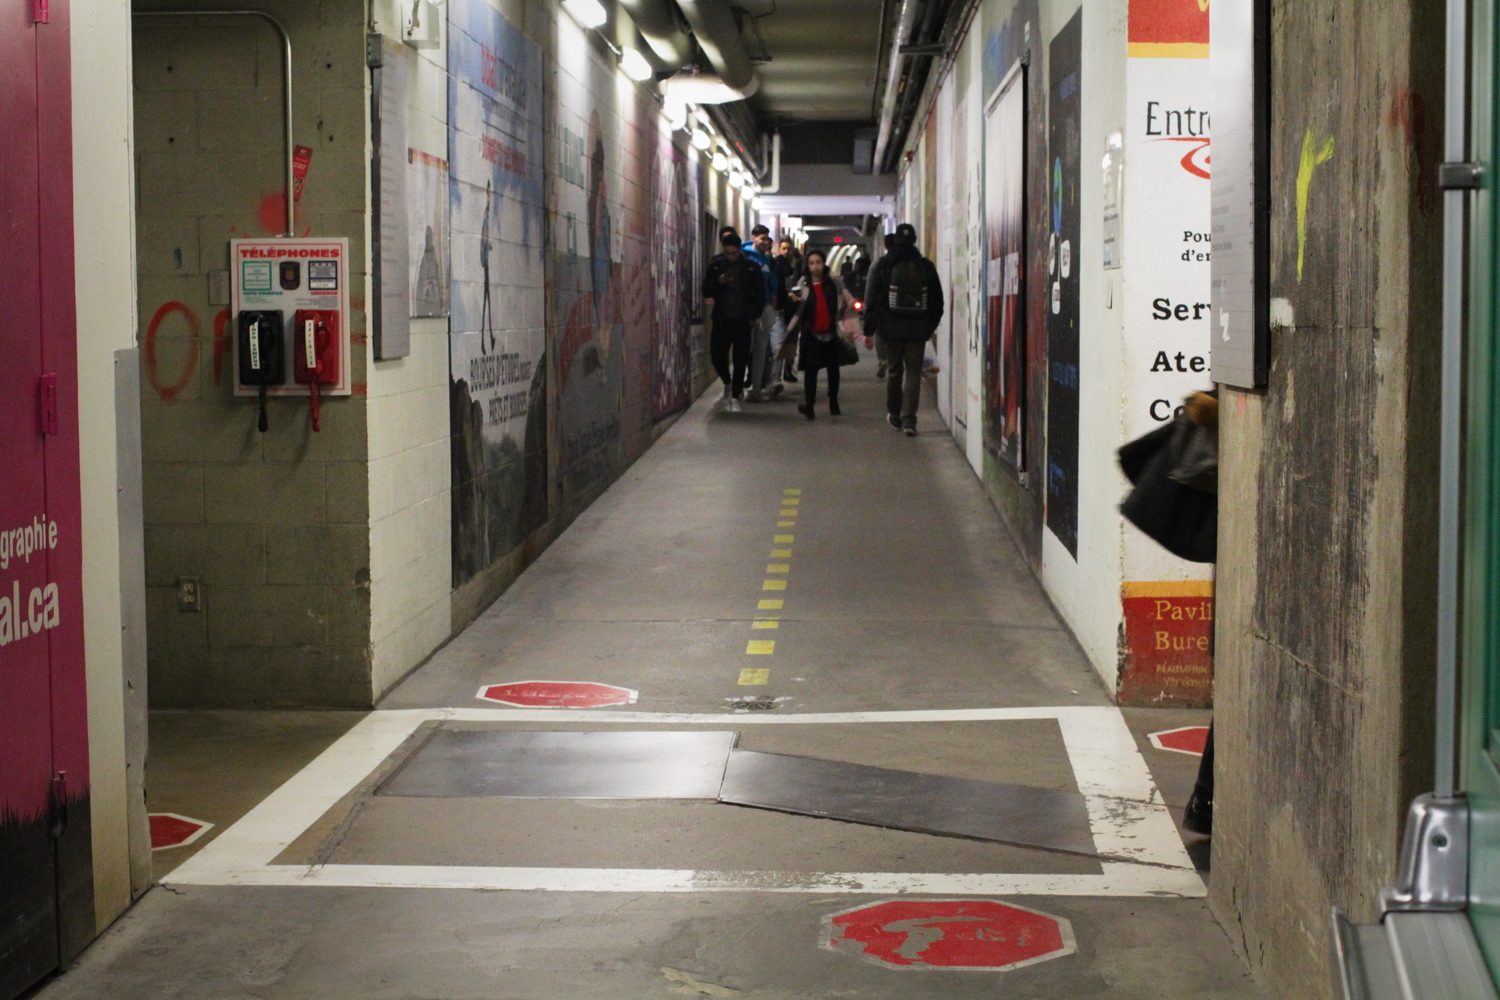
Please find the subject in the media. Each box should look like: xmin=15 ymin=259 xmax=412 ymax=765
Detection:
xmin=143 ymin=301 xmax=201 ymax=401
xmin=211 ymin=308 xmax=231 ymax=384
xmin=1388 ymin=88 xmax=1438 ymax=216
xmin=1119 ymin=581 xmax=1214 ymax=707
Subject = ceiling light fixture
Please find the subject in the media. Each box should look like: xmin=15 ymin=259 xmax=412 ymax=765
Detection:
xmin=620 ymin=47 xmax=653 ymax=82
xmin=561 ymin=0 xmax=607 ymax=29
xmin=690 ymin=128 xmax=712 ymax=151
xmin=712 ymin=151 xmax=729 ymax=172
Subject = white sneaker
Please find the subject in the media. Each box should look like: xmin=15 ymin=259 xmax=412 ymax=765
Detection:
xmin=768 ymin=382 xmax=784 ymax=398
xmin=728 ymin=397 xmax=743 ymax=413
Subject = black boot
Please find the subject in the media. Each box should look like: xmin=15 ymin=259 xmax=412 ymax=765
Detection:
xmin=829 ymin=397 xmax=841 ymax=416
xmin=798 ymin=403 xmax=815 ymax=420
xmin=1182 ymin=789 xmax=1212 ymax=835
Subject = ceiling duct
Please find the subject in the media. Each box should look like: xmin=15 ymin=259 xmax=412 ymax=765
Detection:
xmin=663 ymin=71 xmax=760 ymax=104
xmin=617 ymin=0 xmax=694 ymax=69
xmin=675 ymin=0 xmax=758 ymax=93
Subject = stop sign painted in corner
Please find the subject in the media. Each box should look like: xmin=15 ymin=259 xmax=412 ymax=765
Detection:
xmin=475 ymin=680 xmax=638 ymax=708
xmin=1148 ymin=725 xmax=1210 ymax=756
xmin=822 ymin=899 xmax=1076 ymax=971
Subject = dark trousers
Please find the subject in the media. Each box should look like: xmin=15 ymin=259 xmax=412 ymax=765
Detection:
xmin=710 ymin=318 xmax=753 ymax=396
xmin=804 ymin=362 xmax=840 ymax=409
xmin=883 ymin=337 xmax=926 ymax=424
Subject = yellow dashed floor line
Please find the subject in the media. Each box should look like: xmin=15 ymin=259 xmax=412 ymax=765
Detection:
xmin=740 ymin=489 xmax=801 ymax=686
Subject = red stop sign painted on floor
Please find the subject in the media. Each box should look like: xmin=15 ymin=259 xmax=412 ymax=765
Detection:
xmin=822 ymin=899 xmax=1076 ymax=971
xmin=475 ymin=681 xmax=639 ymax=708
xmin=1148 ymin=725 xmax=1209 ymax=756
xmin=149 ymin=813 xmax=213 ymax=850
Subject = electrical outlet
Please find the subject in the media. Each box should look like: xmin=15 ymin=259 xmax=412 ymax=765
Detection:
xmin=176 ymin=577 xmax=203 ymax=612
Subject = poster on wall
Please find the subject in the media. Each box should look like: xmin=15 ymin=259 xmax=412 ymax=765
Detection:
xmin=448 ymin=0 xmax=549 ymax=587
xmin=1044 ymin=11 xmax=1081 ymax=557
xmin=409 ymin=147 xmax=450 ymax=317
xmin=1119 ymin=0 xmax=1214 ymax=707
xmin=982 ymin=62 xmax=1026 ymax=469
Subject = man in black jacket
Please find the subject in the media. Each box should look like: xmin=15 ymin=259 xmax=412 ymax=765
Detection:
xmin=863 ymin=223 xmax=944 ymax=435
xmin=702 ymin=233 xmax=766 ymax=411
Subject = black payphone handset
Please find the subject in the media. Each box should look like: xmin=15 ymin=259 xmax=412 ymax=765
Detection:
xmin=237 ymin=311 xmax=285 ymax=431
xmin=293 ymin=309 xmax=340 ymax=432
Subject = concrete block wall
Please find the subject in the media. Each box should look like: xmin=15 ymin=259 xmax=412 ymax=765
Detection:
xmin=134 ymin=4 xmax=373 ymax=708
xmin=1210 ymin=0 xmax=1444 ymax=994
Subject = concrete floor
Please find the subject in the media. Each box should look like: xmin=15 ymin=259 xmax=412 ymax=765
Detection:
xmin=42 ymin=370 xmax=1257 ymax=998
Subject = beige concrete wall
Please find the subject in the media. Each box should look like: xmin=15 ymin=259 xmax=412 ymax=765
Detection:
xmin=73 ymin=0 xmax=143 ymax=932
xmin=1209 ymin=0 xmax=1445 ymax=994
xmin=134 ymin=3 xmax=374 ymax=707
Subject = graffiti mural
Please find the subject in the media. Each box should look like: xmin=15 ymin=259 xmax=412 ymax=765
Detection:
xmin=448 ymin=0 xmax=549 ymax=587
xmin=447 ymin=0 xmax=702 ymax=589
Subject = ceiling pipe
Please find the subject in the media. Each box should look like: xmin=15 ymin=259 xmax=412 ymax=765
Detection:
xmin=871 ymin=0 xmax=921 ymax=175
xmin=675 ymin=0 xmax=758 ymax=93
xmin=758 ymin=131 xmax=781 ymax=192
xmin=617 ymin=0 xmax=693 ymax=69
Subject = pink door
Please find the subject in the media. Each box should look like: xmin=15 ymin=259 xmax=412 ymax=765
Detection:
xmin=0 ymin=4 xmax=91 ymax=996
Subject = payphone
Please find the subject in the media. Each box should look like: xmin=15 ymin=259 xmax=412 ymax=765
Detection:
xmin=230 ymin=237 xmax=351 ymax=432
xmin=236 ymin=311 xmax=283 ymax=431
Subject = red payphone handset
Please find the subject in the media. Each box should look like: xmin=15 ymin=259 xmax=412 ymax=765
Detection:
xmin=293 ymin=309 xmax=340 ymax=432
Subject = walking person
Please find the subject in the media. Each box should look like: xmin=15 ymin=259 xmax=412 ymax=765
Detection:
xmin=868 ymin=233 xmax=895 ymax=378
xmin=775 ymin=237 xmax=803 ymax=383
xmin=743 ymin=226 xmax=781 ymax=402
xmin=862 ymin=223 xmax=944 ymax=436
xmin=787 ymin=249 xmax=854 ymax=420
xmin=1118 ymin=389 xmax=1219 ymax=836
xmin=702 ymin=232 xmax=766 ymax=411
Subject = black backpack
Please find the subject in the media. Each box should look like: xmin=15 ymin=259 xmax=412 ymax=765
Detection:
xmin=887 ymin=257 xmax=930 ymax=316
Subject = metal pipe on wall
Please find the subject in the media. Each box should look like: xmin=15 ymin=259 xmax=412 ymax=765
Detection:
xmin=674 ymin=0 xmax=756 ymax=93
xmin=133 ymin=9 xmax=296 ymax=236
xmin=871 ymin=0 xmax=920 ymax=175
xmin=618 ymin=0 xmax=693 ymax=69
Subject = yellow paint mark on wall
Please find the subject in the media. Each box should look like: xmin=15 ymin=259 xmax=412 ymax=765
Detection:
xmin=738 ymin=668 xmax=769 ymax=685
xmin=770 ymin=549 xmax=792 ymax=558
xmin=762 ymin=580 xmax=787 ymax=591
xmin=746 ymin=640 xmax=775 ymax=655
xmin=758 ymin=599 xmax=784 ymax=610
xmin=766 ymin=564 xmax=790 ymax=574
xmin=1296 ymin=127 xmax=1335 ymax=281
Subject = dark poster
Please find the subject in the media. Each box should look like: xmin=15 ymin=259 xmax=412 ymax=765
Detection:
xmin=1045 ymin=10 xmax=1082 ymax=556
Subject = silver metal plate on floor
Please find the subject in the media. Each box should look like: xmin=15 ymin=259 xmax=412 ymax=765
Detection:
xmin=377 ymin=729 xmax=737 ymax=799
xmin=719 ymin=749 xmax=1097 ymax=856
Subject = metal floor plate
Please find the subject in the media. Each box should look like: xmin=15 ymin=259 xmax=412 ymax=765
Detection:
xmin=719 ymin=749 xmax=1097 ymax=856
xmin=377 ymin=729 xmax=737 ymax=799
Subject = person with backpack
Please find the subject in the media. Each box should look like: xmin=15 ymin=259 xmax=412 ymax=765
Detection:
xmin=862 ymin=223 xmax=944 ymax=436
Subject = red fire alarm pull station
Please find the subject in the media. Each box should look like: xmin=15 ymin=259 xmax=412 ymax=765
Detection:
xmin=229 ymin=238 xmax=351 ymax=429
xmin=293 ymin=310 xmax=339 ymax=432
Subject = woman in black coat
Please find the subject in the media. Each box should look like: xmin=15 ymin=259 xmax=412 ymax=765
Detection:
xmin=787 ymin=249 xmax=855 ymax=419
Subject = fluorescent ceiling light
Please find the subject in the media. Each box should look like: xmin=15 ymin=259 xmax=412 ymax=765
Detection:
xmin=562 ymin=0 xmax=607 ymax=29
xmin=690 ymin=128 xmax=711 ymax=151
xmin=620 ymin=47 xmax=653 ymax=82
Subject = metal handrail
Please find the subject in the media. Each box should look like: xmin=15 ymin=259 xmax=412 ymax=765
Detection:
xmin=132 ymin=9 xmax=295 ymax=236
